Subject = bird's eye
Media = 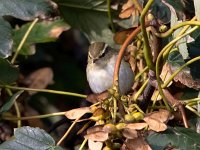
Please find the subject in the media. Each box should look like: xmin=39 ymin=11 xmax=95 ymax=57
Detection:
xmin=99 ymin=47 xmax=109 ymax=59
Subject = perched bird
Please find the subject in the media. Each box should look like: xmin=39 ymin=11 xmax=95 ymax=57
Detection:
xmin=86 ymin=42 xmax=134 ymax=94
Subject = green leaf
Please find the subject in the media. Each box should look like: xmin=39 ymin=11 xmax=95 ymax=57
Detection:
xmin=0 ymin=58 xmax=19 ymax=84
xmin=0 ymin=90 xmax=24 ymax=114
xmin=0 ymin=17 xmax=13 ymax=58
xmin=0 ymin=126 xmax=63 ymax=150
xmin=150 ymin=0 xmax=171 ymax=24
xmin=0 ymin=0 xmax=53 ymax=21
xmin=54 ymin=0 xmax=115 ymax=46
xmin=147 ymin=127 xmax=200 ymax=150
xmin=13 ymin=19 xmax=70 ymax=55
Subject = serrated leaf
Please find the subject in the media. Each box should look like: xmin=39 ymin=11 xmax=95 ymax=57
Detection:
xmin=54 ymin=0 xmax=115 ymax=46
xmin=146 ymin=127 xmax=200 ymax=150
xmin=13 ymin=19 xmax=69 ymax=55
xmin=0 ymin=17 xmax=13 ymax=58
xmin=0 ymin=58 xmax=19 ymax=84
xmin=0 ymin=0 xmax=54 ymax=21
xmin=0 ymin=90 xmax=24 ymax=114
xmin=0 ymin=126 xmax=63 ymax=150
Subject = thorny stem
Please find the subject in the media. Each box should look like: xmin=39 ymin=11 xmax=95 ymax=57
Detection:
xmin=0 ymin=85 xmax=87 ymax=98
xmin=57 ymin=117 xmax=81 ymax=146
xmin=107 ymin=0 xmax=115 ymax=32
xmin=140 ymin=0 xmax=154 ymax=71
xmin=3 ymin=112 xmax=66 ymax=121
xmin=11 ymin=18 xmax=39 ymax=64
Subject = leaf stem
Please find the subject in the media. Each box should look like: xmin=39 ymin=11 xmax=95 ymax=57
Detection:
xmin=107 ymin=0 xmax=115 ymax=32
xmin=155 ymin=20 xmax=200 ymax=38
xmin=5 ymin=89 xmax=22 ymax=127
xmin=163 ymin=55 xmax=200 ymax=88
xmin=140 ymin=0 xmax=154 ymax=71
xmin=0 ymin=85 xmax=87 ymax=98
xmin=160 ymin=26 xmax=199 ymax=88
xmin=56 ymin=116 xmax=81 ymax=146
xmin=182 ymin=98 xmax=200 ymax=103
xmin=3 ymin=112 xmax=66 ymax=121
xmin=133 ymin=79 xmax=148 ymax=101
xmin=155 ymin=26 xmax=199 ymax=109
xmin=11 ymin=18 xmax=39 ymax=64
xmin=79 ymin=138 xmax=88 ymax=150
xmin=185 ymin=105 xmax=200 ymax=117
xmin=134 ymin=66 xmax=148 ymax=81
xmin=132 ymin=0 xmax=142 ymax=13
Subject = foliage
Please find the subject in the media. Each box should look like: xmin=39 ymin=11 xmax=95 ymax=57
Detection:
xmin=0 ymin=0 xmax=200 ymax=150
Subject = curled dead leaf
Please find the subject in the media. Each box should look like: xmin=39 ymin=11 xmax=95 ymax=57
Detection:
xmin=84 ymin=131 xmax=109 ymax=142
xmin=122 ymin=128 xmax=138 ymax=139
xmin=125 ymin=138 xmax=152 ymax=150
xmin=86 ymin=92 xmax=109 ymax=103
xmin=145 ymin=109 xmax=173 ymax=123
xmin=143 ymin=117 xmax=167 ymax=132
xmin=126 ymin=123 xmax=148 ymax=130
xmin=23 ymin=67 xmax=53 ymax=95
xmin=87 ymin=125 xmax=104 ymax=134
xmin=65 ymin=107 xmax=91 ymax=120
xmin=119 ymin=0 xmax=139 ymax=19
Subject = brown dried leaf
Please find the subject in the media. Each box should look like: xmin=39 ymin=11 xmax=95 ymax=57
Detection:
xmin=113 ymin=28 xmax=135 ymax=44
xmin=119 ymin=0 xmax=138 ymax=19
xmin=88 ymin=140 xmax=103 ymax=150
xmin=152 ymin=63 xmax=172 ymax=101
xmin=86 ymin=92 xmax=109 ymax=103
xmin=143 ymin=117 xmax=167 ymax=132
xmin=125 ymin=138 xmax=152 ymax=150
xmin=87 ymin=125 xmax=104 ymax=134
xmin=65 ymin=107 xmax=91 ymax=120
xmin=161 ymin=63 xmax=172 ymax=87
xmin=23 ymin=67 xmax=53 ymax=95
xmin=126 ymin=123 xmax=148 ymax=130
xmin=145 ymin=109 xmax=172 ymax=123
xmin=24 ymin=106 xmax=44 ymax=128
xmin=49 ymin=26 xmax=70 ymax=38
xmin=122 ymin=128 xmax=138 ymax=139
xmin=84 ymin=131 xmax=109 ymax=142
xmin=172 ymin=67 xmax=200 ymax=90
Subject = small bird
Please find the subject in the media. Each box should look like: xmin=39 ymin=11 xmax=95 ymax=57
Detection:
xmin=86 ymin=42 xmax=134 ymax=94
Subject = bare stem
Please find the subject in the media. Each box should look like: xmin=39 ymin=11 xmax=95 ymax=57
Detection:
xmin=11 ymin=18 xmax=39 ymax=64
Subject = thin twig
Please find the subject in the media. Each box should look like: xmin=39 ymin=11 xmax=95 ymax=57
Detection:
xmin=0 ymin=85 xmax=87 ymax=98
xmin=56 ymin=117 xmax=81 ymax=146
xmin=11 ymin=18 xmax=39 ymax=64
